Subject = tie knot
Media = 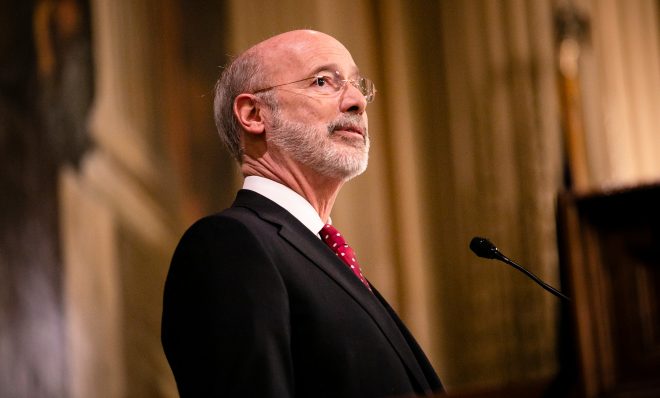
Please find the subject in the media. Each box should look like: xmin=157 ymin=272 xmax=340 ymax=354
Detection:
xmin=320 ymin=224 xmax=347 ymax=247
xmin=318 ymin=224 xmax=371 ymax=292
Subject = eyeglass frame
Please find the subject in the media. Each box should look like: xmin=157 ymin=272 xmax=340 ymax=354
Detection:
xmin=251 ymin=70 xmax=377 ymax=103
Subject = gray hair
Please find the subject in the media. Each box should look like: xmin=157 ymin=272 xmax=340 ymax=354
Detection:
xmin=213 ymin=51 xmax=275 ymax=163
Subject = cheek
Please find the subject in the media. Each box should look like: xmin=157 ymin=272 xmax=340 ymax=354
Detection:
xmin=276 ymin=94 xmax=338 ymax=124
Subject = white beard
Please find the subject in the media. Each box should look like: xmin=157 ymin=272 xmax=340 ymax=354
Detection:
xmin=267 ymin=112 xmax=370 ymax=181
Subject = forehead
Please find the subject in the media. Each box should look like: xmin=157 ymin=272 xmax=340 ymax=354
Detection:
xmin=258 ymin=31 xmax=360 ymax=80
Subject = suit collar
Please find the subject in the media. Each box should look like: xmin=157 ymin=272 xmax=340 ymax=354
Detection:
xmin=242 ymin=176 xmax=325 ymax=235
xmin=232 ymin=190 xmax=432 ymax=392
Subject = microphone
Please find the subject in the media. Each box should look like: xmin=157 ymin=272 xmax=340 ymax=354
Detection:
xmin=470 ymin=237 xmax=571 ymax=301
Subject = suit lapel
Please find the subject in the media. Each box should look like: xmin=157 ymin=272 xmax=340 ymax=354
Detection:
xmin=232 ymin=190 xmax=430 ymax=392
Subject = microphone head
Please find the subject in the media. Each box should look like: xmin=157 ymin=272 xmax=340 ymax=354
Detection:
xmin=470 ymin=237 xmax=499 ymax=259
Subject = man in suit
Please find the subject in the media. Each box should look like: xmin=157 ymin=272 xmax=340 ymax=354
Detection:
xmin=161 ymin=29 xmax=443 ymax=397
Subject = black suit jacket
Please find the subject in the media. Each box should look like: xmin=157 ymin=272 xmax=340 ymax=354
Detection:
xmin=162 ymin=190 xmax=442 ymax=397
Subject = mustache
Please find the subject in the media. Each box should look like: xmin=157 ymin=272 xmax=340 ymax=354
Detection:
xmin=327 ymin=115 xmax=367 ymax=137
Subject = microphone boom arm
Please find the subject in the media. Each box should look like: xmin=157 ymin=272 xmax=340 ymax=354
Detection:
xmin=497 ymin=252 xmax=571 ymax=301
xmin=470 ymin=237 xmax=571 ymax=301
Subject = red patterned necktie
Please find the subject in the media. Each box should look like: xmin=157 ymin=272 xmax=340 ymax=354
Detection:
xmin=319 ymin=224 xmax=371 ymax=291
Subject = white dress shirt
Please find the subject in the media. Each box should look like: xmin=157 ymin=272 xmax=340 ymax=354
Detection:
xmin=242 ymin=176 xmax=327 ymax=236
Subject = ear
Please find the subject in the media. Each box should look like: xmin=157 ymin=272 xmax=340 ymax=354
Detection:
xmin=234 ymin=93 xmax=265 ymax=135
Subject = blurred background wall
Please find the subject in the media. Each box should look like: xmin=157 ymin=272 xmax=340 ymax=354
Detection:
xmin=1 ymin=0 xmax=659 ymax=397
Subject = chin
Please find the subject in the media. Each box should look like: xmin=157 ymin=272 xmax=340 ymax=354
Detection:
xmin=322 ymin=153 xmax=369 ymax=181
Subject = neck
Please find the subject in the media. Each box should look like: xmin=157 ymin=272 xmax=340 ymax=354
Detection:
xmin=241 ymin=151 xmax=344 ymax=223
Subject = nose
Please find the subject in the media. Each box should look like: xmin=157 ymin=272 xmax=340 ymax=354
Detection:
xmin=339 ymin=82 xmax=367 ymax=114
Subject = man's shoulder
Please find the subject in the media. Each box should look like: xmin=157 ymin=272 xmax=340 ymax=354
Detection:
xmin=169 ymin=208 xmax=278 ymax=272
xmin=175 ymin=189 xmax=308 ymax=252
xmin=182 ymin=205 xmax=271 ymax=241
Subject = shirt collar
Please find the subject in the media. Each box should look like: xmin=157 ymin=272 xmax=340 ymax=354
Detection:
xmin=242 ymin=176 xmax=327 ymax=235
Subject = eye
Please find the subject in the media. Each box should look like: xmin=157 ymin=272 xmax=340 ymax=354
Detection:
xmin=313 ymin=76 xmax=329 ymax=87
xmin=310 ymin=74 xmax=339 ymax=91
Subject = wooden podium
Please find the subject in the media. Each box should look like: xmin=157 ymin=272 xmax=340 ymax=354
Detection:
xmin=558 ymin=183 xmax=660 ymax=398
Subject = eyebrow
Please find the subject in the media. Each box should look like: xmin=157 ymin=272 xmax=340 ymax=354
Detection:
xmin=309 ymin=63 xmax=360 ymax=78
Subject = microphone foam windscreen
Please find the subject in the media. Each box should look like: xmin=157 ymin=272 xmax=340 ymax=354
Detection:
xmin=469 ymin=237 xmax=498 ymax=259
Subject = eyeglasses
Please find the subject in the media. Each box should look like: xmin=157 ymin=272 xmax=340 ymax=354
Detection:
xmin=252 ymin=71 xmax=376 ymax=103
